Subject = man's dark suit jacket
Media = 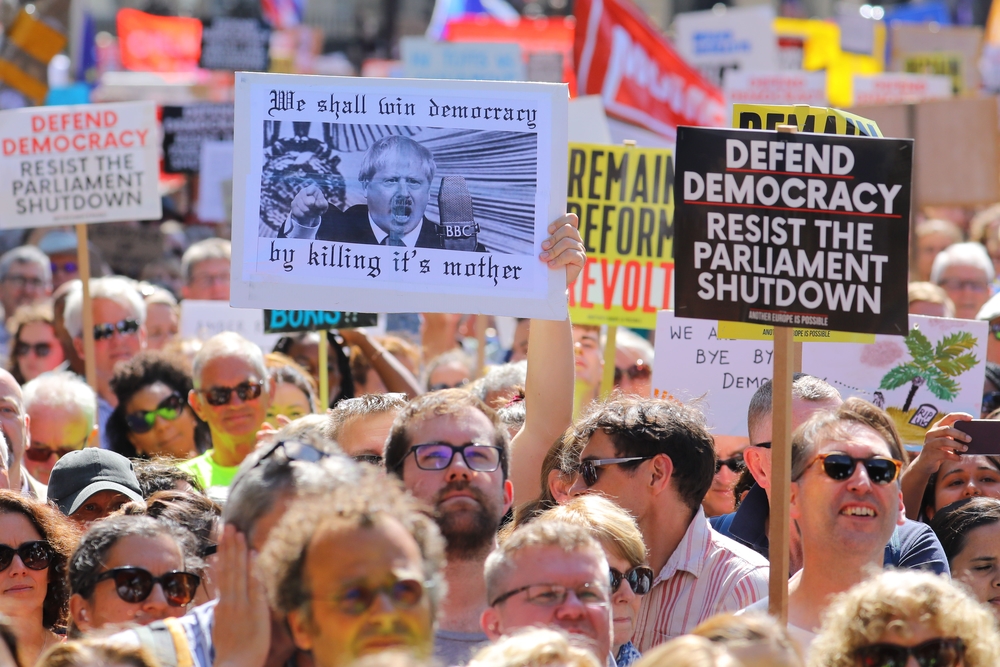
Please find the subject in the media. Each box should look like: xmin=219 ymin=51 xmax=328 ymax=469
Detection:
xmin=284 ymin=204 xmax=486 ymax=252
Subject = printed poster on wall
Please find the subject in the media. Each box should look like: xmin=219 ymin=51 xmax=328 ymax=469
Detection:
xmin=0 ymin=101 xmax=162 ymax=228
xmin=230 ymin=72 xmax=569 ymax=319
xmin=672 ymin=126 xmax=912 ymax=335
xmin=802 ymin=315 xmax=987 ymax=448
xmin=567 ymin=143 xmax=674 ymax=328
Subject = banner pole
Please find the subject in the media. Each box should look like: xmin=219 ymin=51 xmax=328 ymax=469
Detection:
xmin=600 ymin=325 xmax=618 ymax=398
xmin=318 ymin=331 xmax=329 ymax=410
xmin=475 ymin=315 xmax=487 ymax=378
xmin=75 ymin=224 xmax=98 ymax=394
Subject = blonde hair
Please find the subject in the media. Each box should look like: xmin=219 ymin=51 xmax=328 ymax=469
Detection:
xmin=907 ymin=282 xmax=956 ymax=316
xmin=692 ymin=613 xmax=803 ymax=667
xmin=809 ymin=570 xmax=1000 ymax=667
xmin=635 ymin=635 xmax=734 ymax=667
xmin=38 ymin=639 xmax=158 ymax=667
xmin=469 ymin=628 xmax=603 ymax=667
xmin=536 ymin=494 xmax=646 ymax=568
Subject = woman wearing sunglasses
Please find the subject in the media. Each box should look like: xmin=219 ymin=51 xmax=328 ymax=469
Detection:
xmin=68 ymin=515 xmax=202 ymax=635
xmin=105 ymin=351 xmax=209 ymax=460
xmin=6 ymin=304 xmax=67 ymax=385
xmin=0 ymin=490 xmax=79 ymax=667
xmin=538 ymin=495 xmax=653 ymax=667
xmin=809 ymin=570 xmax=1000 ymax=667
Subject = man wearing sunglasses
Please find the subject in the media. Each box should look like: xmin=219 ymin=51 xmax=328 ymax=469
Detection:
xmin=64 ymin=276 xmax=147 ymax=449
xmin=21 ymin=372 xmax=97 ymax=485
xmin=565 ymin=396 xmax=769 ymax=648
xmin=740 ymin=398 xmax=907 ymax=654
xmin=180 ymin=332 xmax=274 ymax=493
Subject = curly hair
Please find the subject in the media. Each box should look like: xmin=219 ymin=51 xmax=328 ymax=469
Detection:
xmin=105 ymin=351 xmax=210 ymax=459
xmin=808 ymin=570 xmax=1000 ymax=667
xmin=258 ymin=465 xmax=446 ymax=625
xmin=38 ymin=638 xmax=159 ymax=667
xmin=0 ymin=490 xmax=80 ymax=630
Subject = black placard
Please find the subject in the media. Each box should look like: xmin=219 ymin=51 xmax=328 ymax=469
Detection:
xmin=161 ymin=103 xmax=235 ymax=173
xmin=199 ymin=17 xmax=270 ymax=72
xmin=263 ymin=310 xmax=378 ymax=333
xmin=673 ymin=127 xmax=912 ymax=336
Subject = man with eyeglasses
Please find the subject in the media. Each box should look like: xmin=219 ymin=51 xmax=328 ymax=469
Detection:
xmin=64 ymin=276 xmax=147 ymax=449
xmin=931 ymin=242 xmax=994 ymax=320
xmin=565 ymin=396 xmax=768 ymax=647
xmin=180 ymin=332 xmax=274 ymax=494
xmin=22 ymin=371 xmax=97 ymax=485
xmin=180 ymin=238 xmax=231 ymax=301
xmin=711 ymin=374 xmax=948 ymax=576
xmin=480 ymin=520 xmax=613 ymax=663
xmin=0 ymin=246 xmax=52 ymax=359
xmin=739 ymin=398 xmax=907 ymax=656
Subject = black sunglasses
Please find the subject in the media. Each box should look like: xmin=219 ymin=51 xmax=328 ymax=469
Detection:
xmin=329 ymin=578 xmax=426 ymax=616
xmin=806 ymin=452 xmax=903 ymax=485
xmin=0 ymin=541 xmax=52 ymax=572
xmin=199 ymin=380 xmax=263 ymax=407
xmin=13 ymin=342 xmax=53 ymax=358
xmin=614 ymin=360 xmax=651 ymax=384
xmin=90 ymin=567 xmax=200 ymax=607
xmin=93 ymin=319 xmax=139 ymax=341
xmin=577 ymin=456 xmax=653 ymax=487
xmin=716 ymin=452 xmax=745 ymax=474
xmin=401 ymin=443 xmax=502 ymax=472
xmin=854 ymin=637 xmax=964 ymax=667
xmin=125 ymin=393 xmax=186 ymax=434
xmin=610 ymin=566 xmax=654 ymax=595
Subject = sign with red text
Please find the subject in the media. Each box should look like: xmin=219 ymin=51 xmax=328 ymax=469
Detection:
xmin=574 ymin=0 xmax=725 ymax=141
xmin=0 ymin=101 xmax=162 ymax=228
xmin=723 ymin=71 xmax=828 ymax=107
xmin=568 ymin=142 xmax=674 ymax=327
xmin=852 ymin=73 xmax=952 ymax=106
xmin=673 ymin=126 xmax=912 ymax=335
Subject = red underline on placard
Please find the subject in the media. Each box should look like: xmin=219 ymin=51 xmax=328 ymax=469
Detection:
xmin=683 ymin=200 xmax=903 ymax=218
xmin=726 ymin=168 xmax=854 ymax=179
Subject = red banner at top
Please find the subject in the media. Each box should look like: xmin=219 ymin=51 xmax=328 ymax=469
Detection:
xmin=574 ymin=0 xmax=725 ymax=141
xmin=117 ymin=9 xmax=202 ymax=72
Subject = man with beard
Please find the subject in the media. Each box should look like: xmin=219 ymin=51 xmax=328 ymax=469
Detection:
xmin=385 ymin=389 xmax=513 ymax=665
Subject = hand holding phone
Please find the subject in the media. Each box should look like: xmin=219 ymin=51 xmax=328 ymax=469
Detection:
xmin=954 ymin=420 xmax=1000 ymax=456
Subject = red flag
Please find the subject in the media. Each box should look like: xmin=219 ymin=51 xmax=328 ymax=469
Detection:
xmin=574 ymin=0 xmax=725 ymax=141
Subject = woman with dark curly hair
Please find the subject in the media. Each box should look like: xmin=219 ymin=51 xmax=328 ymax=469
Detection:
xmin=105 ymin=351 xmax=209 ymax=460
xmin=0 ymin=490 xmax=79 ymax=666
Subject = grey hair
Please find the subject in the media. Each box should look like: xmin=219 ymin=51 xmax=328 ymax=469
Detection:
xmin=181 ymin=238 xmax=231 ymax=284
xmin=0 ymin=245 xmax=52 ymax=284
xmin=325 ymin=393 xmax=408 ymax=441
xmin=424 ymin=350 xmax=473 ymax=390
xmin=64 ymin=276 xmax=146 ymax=339
xmin=22 ymin=371 xmax=97 ymax=428
xmin=931 ymin=241 xmax=995 ymax=285
xmin=472 ymin=361 xmax=527 ymax=402
xmin=616 ymin=327 xmax=655 ymax=364
xmin=747 ymin=373 xmax=842 ymax=444
xmin=191 ymin=332 xmax=267 ymax=390
xmin=469 ymin=628 xmax=603 ymax=667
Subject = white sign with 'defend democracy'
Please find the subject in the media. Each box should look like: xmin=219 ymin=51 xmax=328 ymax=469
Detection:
xmin=231 ymin=72 xmax=569 ymax=319
xmin=0 ymin=101 xmax=162 ymax=228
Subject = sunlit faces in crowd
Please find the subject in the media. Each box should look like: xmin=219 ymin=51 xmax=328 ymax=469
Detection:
xmin=930 ymin=497 xmax=1000 ymax=619
xmin=123 ymin=381 xmax=199 ymax=460
xmin=181 ymin=237 xmax=231 ymax=301
xmin=703 ymin=435 xmax=749 ymax=518
xmin=0 ymin=250 xmax=52 ymax=317
xmin=264 ymin=362 xmax=316 ymax=429
xmin=143 ymin=300 xmax=179 ymax=351
xmin=923 ymin=456 xmax=1000 ymax=519
xmin=10 ymin=315 xmax=65 ymax=384
xmin=47 ymin=449 xmax=144 ymax=527
xmin=572 ymin=326 xmax=603 ymax=404
xmin=22 ymin=372 xmax=96 ymax=485
xmin=327 ymin=394 xmax=407 ymax=464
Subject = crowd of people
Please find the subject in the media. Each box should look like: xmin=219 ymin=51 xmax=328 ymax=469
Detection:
xmin=1 ymin=204 xmax=1000 ymax=667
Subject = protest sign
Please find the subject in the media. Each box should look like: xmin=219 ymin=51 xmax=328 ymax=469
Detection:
xmin=162 ymin=103 xmax=235 ymax=174
xmin=802 ymin=315 xmax=987 ymax=447
xmin=574 ymin=0 xmax=725 ymax=141
xmin=902 ymin=52 xmax=964 ymax=96
xmin=400 ymin=38 xmax=525 ymax=81
xmin=732 ymin=103 xmax=882 ymax=136
xmin=180 ymin=299 xmax=281 ymax=351
xmin=672 ymin=126 xmax=912 ymax=336
xmin=890 ymin=24 xmax=982 ymax=94
xmin=263 ymin=309 xmax=378 ymax=333
xmin=566 ymin=143 xmax=674 ymax=328
xmin=650 ymin=310 xmax=773 ymax=438
xmin=672 ymin=6 xmax=779 ymax=89
xmin=723 ymin=71 xmax=827 ymax=107
xmin=852 ymin=73 xmax=952 ymax=106
xmin=116 ymin=9 xmax=202 ymax=72
xmin=0 ymin=101 xmax=162 ymax=228
xmin=196 ymin=141 xmax=234 ymax=224
xmin=200 ymin=17 xmax=270 ymax=72
xmin=230 ymin=73 xmax=568 ymax=319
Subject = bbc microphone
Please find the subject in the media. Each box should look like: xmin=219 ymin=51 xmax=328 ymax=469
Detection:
xmin=436 ymin=176 xmax=481 ymax=251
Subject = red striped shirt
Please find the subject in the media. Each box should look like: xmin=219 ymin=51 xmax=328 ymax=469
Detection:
xmin=631 ymin=507 xmax=770 ymax=650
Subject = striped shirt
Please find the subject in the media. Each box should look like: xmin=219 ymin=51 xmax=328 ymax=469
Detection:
xmin=631 ymin=507 xmax=770 ymax=651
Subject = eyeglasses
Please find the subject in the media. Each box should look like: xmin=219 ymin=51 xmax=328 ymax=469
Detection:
xmin=198 ymin=380 xmax=263 ymax=406
xmin=353 ymin=454 xmax=384 ymax=466
xmin=614 ymin=360 xmax=651 ymax=384
xmin=3 ymin=275 xmax=45 ymax=289
xmin=491 ymin=582 xmax=608 ymax=607
xmin=324 ymin=578 xmax=426 ymax=616
xmin=401 ymin=443 xmax=502 ymax=472
xmin=24 ymin=437 xmax=87 ymax=462
xmin=805 ymin=452 xmax=903 ymax=485
xmin=854 ymin=638 xmax=965 ymax=667
xmin=50 ymin=261 xmax=78 ymax=275
xmin=93 ymin=319 xmax=139 ymax=341
xmin=13 ymin=342 xmax=53 ymax=358
xmin=577 ymin=456 xmax=653 ymax=487
xmin=610 ymin=566 xmax=654 ymax=595
xmin=89 ymin=567 xmax=200 ymax=607
xmin=126 ymin=393 xmax=186 ymax=434
xmin=716 ymin=452 xmax=745 ymax=474
xmin=939 ymin=278 xmax=989 ymax=293
xmin=753 ymin=441 xmax=772 ymax=449
xmin=0 ymin=541 xmax=53 ymax=572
